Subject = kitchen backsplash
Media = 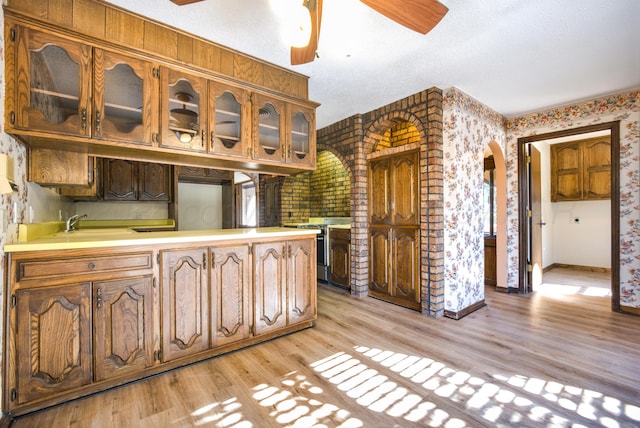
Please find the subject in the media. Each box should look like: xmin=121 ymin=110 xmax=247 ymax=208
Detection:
xmin=75 ymin=202 xmax=169 ymax=220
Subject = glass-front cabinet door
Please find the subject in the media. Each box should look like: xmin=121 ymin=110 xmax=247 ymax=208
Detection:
xmin=209 ymin=81 xmax=249 ymax=158
xmin=287 ymin=104 xmax=315 ymax=167
xmin=253 ymin=94 xmax=285 ymax=163
xmin=160 ymin=68 xmax=207 ymax=152
xmin=93 ymin=49 xmax=157 ymax=146
xmin=13 ymin=26 xmax=91 ymax=137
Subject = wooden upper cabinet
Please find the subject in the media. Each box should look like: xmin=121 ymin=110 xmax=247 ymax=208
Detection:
xmin=138 ymin=162 xmax=172 ymax=201
xmin=286 ymin=103 xmax=315 ymax=168
xmin=28 ymin=148 xmax=91 ymax=187
xmin=209 ymin=81 xmax=250 ymax=158
xmin=253 ymin=94 xmax=286 ymax=163
xmin=93 ymin=49 xmax=158 ymax=146
xmin=102 ymin=158 xmax=172 ymax=201
xmin=550 ymin=142 xmax=581 ymax=201
xmin=550 ymin=137 xmax=611 ymax=201
xmin=11 ymin=25 xmax=92 ymax=137
xmin=160 ymin=68 xmax=208 ymax=152
xmin=103 ymin=158 xmax=137 ymax=201
xmin=583 ymin=138 xmax=611 ymax=199
xmin=10 ymin=25 xmax=158 ymax=146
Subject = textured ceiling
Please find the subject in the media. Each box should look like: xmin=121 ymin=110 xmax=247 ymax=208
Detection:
xmin=105 ymin=0 xmax=640 ymax=128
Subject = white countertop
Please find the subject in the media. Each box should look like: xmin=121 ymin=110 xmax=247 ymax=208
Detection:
xmin=4 ymin=227 xmax=319 ymax=253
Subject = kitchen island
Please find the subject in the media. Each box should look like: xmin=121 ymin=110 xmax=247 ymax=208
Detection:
xmin=3 ymin=227 xmax=318 ymax=417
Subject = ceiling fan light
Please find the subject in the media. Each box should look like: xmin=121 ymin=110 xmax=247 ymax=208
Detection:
xmin=289 ymin=3 xmax=312 ymax=48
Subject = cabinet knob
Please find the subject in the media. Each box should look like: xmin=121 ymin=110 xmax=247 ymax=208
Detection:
xmin=88 ymin=262 xmax=96 ymax=270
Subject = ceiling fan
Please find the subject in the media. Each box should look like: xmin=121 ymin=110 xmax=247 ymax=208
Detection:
xmin=169 ymin=0 xmax=448 ymax=65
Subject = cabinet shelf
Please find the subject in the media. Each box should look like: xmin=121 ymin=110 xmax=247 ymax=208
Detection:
xmin=31 ymin=87 xmax=78 ymax=101
xmin=216 ymin=108 xmax=240 ymax=117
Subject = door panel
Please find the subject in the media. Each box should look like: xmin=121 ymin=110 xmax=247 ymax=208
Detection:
xmin=391 ymin=152 xmax=419 ymax=225
xmin=253 ymin=242 xmax=287 ymax=334
xmin=369 ymin=158 xmax=391 ymax=224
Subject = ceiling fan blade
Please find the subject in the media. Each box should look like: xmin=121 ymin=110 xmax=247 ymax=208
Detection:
xmin=360 ymin=0 xmax=448 ymax=34
xmin=291 ymin=0 xmax=323 ymax=65
xmin=170 ymin=0 xmax=204 ymax=5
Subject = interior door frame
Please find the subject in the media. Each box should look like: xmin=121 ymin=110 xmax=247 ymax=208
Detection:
xmin=517 ymin=121 xmax=620 ymax=311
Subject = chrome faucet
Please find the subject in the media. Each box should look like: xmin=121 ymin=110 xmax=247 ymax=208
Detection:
xmin=65 ymin=214 xmax=87 ymax=232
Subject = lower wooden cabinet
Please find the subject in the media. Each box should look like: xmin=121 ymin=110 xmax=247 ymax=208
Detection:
xmin=93 ymin=276 xmax=155 ymax=381
xmin=5 ymin=234 xmax=316 ymax=417
xmin=210 ymin=245 xmax=251 ymax=347
xmin=369 ymin=226 xmax=420 ymax=310
xmin=329 ymin=228 xmax=350 ymax=289
xmin=160 ymin=248 xmax=210 ymax=362
xmin=14 ymin=283 xmax=93 ymax=405
xmin=253 ymin=242 xmax=288 ymax=335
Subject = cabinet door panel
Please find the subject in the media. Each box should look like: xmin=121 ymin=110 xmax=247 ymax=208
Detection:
xmin=551 ymin=142 xmax=581 ymax=201
xmin=392 ymin=228 xmax=420 ymax=309
xmin=368 ymin=159 xmax=390 ymax=224
xmin=583 ymin=138 xmax=611 ymax=200
xmin=210 ymin=245 xmax=251 ymax=347
xmin=14 ymin=26 xmax=91 ymax=137
xmin=138 ymin=162 xmax=172 ymax=201
xmin=93 ymin=49 xmax=157 ymax=146
xmin=368 ymin=228 xmax=390 ymax=295
xmin=287 ymin=105 xmax=315 ymax=167
xmin=253 ymin=94 xmax=286 ymax=163
xmin=94 ymin=276 xmax=154 ymax=381
xmin=288 ymin=239 xmax=316 ymax=324
xmin=103 ymin=158 xmax=137 ymax=200
xmin=209 ymin=82 xmax=249 ymax=158
xmin=253 ymin=242 xmax=287 ymax=334
xmin=161 ymin=68 xmax=208 ymax=152
xmin=161 ymin=249 xmax=209 ymax=361
xmin=329 ymin=234 xmax=350 ymax=288
xmin=391 ymin=152 xmax=419 ymax=225
xmin=15 ymin=283 xmax=92 ymax=404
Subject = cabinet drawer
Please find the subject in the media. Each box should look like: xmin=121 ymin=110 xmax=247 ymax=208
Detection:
xmin=16 ymin=253 xmax=153 ymax=282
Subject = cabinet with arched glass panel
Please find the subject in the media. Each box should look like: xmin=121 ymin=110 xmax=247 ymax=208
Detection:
xmin=9 ymin=25 xmax=157 ymax=146
xmin=252 ymin=94 xmax=315 ymax=167
xmin=209 ymin=81 xmax=250 ymax=158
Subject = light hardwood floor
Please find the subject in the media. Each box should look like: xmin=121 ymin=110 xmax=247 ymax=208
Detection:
xmin=10 ymin=282 xmax=640 ymax=427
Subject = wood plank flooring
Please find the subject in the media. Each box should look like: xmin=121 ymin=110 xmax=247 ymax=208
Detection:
xmin=10 ymin=282 xmax=640 ymax=427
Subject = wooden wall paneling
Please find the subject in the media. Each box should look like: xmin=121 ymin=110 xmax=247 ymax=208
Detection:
xmin=105 ymin=9 xmax=144 ymax=49
xmin=47 ymin=0 xmax=74 ymax=27
xmin=234 ymin=55 xmax=263 ymax=87
xmin=13 ymin=0 xmax=50 ymax=20
xmin=143 ymin=22 xmax=178 ymax=59
xmin=73 ymin=0 xmax=106 ymax=39
xmin=192 ymin=39 xmax=220 ymax=72
xmin=176 ymin=33 xmax=194 ymax=64
xmin=263 ymin=65 xmax=288 ymax=95
xmin=218 ymin=49 xmax=235 ymax=77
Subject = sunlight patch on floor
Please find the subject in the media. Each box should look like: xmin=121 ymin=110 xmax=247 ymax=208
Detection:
xmin=534 ymin=282 xmax=611 ymax=297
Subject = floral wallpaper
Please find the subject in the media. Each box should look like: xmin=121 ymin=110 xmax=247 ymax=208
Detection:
xmin=506 ymin=90 xmax=640 ymax=308
xmin=442 ymin=88 xmax=507 ymax=313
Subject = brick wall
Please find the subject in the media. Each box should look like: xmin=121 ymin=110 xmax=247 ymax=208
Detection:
xmin=312 ymin=88 xmax=444 ymax=316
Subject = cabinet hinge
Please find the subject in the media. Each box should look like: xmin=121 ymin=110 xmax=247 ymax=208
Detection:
xmin=525 ymin=155 xmax=531 ymax=164
xmin=157 ymin=253 xmax=160 ymax=265
xmin=152 ymin=132 xmax=159 ymax=145
xmin=10 ymin=388 xmax=16 ymax=402
xmin=9 ymin=111 xmax=15 ymax=125
xmin=203 ymin=252 xmax=207 ymax=270
xmin=11 ymin=294 xmax=16 ymax=308
xmin=153 ymin=67 xmax=160 ymax=78
xmin=153 ymin=349 xmax=162 ymax=362
xmin=9 ymin=28 xmax=15 ymax=42
xmin=153 ymin=277 xmax=157 ymax=288
xmin=248 ymin=147 xmax=253 ymax=157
